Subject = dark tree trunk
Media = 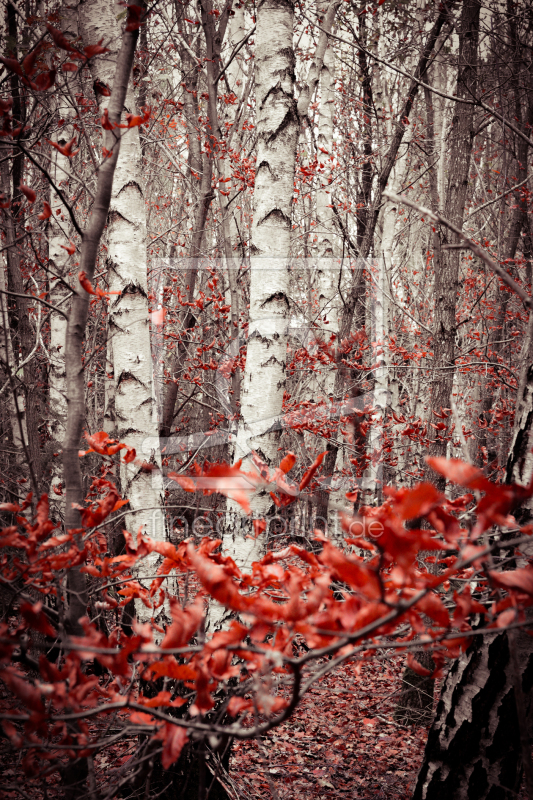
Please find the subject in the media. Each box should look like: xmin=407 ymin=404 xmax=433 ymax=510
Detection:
xmin=2 ymin=3 xmax=43 ymax=495
xmin=414 ymin=31 xmax=533 ymax=779
xmin=412 ymin=628 xmax=533 ymax=800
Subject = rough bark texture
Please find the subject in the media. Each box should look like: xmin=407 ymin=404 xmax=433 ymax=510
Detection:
xmin=412 ymin=628 xmax=533 ymax=800
xmin=78 ymin=0 xmax=164 ymax=559
xmin=48 ymin=5 xmax=79 ymax=513
xmin=415 ymin=22 xmax=533 ymax=775
xmin=229 ymin=0 xmax=299 ymax=531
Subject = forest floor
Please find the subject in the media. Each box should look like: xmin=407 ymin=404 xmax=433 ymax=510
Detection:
xmin=230 ymin=655 xmax=429 ymax=800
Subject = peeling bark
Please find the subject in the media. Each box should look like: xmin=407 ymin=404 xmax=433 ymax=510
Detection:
xmin=413 ymin=628 xmax=533 ymax=800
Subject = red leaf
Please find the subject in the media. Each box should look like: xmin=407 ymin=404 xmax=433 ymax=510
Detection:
xmin=407 ymin=652 xmax=432 ymax=677
xmin=61 ymin=240 xmax=76 ymax=255
xmin=489 ymin=567 xmax=533 ymax=596
xmin=123 ymin=108 xmax=150 ymax=128
xmin=159 ymin=723 xmax=188 ymax=769
xmin=393 ymin=483 xmax=442 ymax=521
xmin=161 ymin=596 xmax=204 ymax=649
xmin=0 ymin=668 xmax=44 ymax=712
xmin=0 ymin=56 xmax=23 ymax=77
xmin=19 ymin=185 xmax=36 ymax=203
xmin=0 ymin=502 xmax=20 ymax=513
xmin=20 ymin=601 xmax=57 ymax=637
xmin=22 ymin=45 xmax=43 ymax=78
xmin=124 ymin=4 xmax=145 ymax=31
xmin=187 ymin=544 xmax=248 ymax=612
xmin=227 ymin=696 xmax=252 ymax=717
xmin=148 ymin=659 xmax=197 ymax=681
xmin=46 ymin=24 xmax=79 ymax=53
xmin=101 ymin=109 xmax=115 ymax=130
xmin=453 ymin=586 xmax=486 ymax=629
xmin=318 ymin=538 xmax=381 ymax=599
xmin=123 ymin=447 xmax=136 ymax=464
xmin=93 ymin=79 xmax=111 ymax=97
xmin=32 ymin=69 xmax=56 ymax=91
xmin=495 ymin=608 xmax=518 ymax=628
xmin=139 ymin=461 xmax=158 ymax=473
xmin=78 ymin=270 xmax=95 ymax=293
xmin=38 ymin=201 xmax=52 ymax=220
xmin=416 ymin=592 xmax=449 ymax=628
xmin=48 ymin=136 xmax=79 ymax=158
xmin=425 ymin=457 xmax=490 ymax=491
xmin=168 ymin=472 xmax=196 ymax=492
xmin=279 ymin=452 xmax=296 ymax=474
xmin=84 ymin=40 xmax=110 ymax=59
xmin=299 ymin=451 xmax=327 ymax=491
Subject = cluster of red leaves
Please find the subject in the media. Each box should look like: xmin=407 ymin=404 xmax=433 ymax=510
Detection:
xmin=169 ymin=449 xmax=326 ymax=513
xmin=1 ymin=453 xmax=533 ymax=788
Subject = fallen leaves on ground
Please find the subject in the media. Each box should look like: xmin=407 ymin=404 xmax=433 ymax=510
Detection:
xmin=231 ymin=656 xmax=428 ymax=800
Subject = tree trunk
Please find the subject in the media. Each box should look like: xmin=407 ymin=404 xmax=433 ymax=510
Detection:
xmin=78 ymin=0 xmax=165 ymax=570
xmin=414 ymin=293 xmax=533 ymax=796
xmin=427 ymin=0 xmax=480 ymax=474
xmin=61 ymin=14 xmax=140 ymax=800
xmin=159 ymin=36 xmax=214 ymax=441
xmin=412 ymin=627 xmax=533 ymax=800
xmin=47 ymin=5 xmax=79 ymax=516
xmin=2 ymin=3 xmax=43 ymax=497
xmin=224 ymin=0 xmax=300 ymax=566
xmin=63 ymin=6 xmax=139 ymax=634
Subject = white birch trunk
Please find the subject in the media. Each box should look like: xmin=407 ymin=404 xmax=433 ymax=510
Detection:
xmin=219 ymin=0 xmax=299 ymax=576
xmin=315 ymin=35 xmax=339 ymax=355
xmin=313 ymin=26 xmax=347 ymax=532
xmin=78 ymin=1 xmax=164 ymax=573
xmin=48 ymin=5 xmax=79 ymax=506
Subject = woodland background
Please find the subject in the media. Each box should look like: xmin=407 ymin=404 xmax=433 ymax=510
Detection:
xmin=1 ymin=0 xmax=533 ymax=798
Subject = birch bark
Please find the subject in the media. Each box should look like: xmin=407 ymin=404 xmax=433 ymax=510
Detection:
xmin=231 ymin=0 xmax=299 ymax=482
xmin=78 ymin=0 xmax=164 ymax=554
xmin=48 ymin=5 xmax=79 ymax=509
xmin=214 ymin=0 xmax=300 ymax=581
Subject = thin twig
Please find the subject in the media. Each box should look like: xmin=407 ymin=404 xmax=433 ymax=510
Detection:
xmin=384 ymin=192 xmax=532 ymax=309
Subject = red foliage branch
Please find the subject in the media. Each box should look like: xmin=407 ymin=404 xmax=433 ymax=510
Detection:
xmin=1 ymin=451 xmax=533 ymax=788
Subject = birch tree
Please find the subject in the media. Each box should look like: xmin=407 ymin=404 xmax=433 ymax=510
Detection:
xmin=77 ymin=0 xmax=165 ymax=551
xmin=221 ymin=0 xmax=343 ymax=573
xmin=47 ymin=6 xmax=79 ymax=507
xmin=227 ymin=0 xmax=300 ymax=547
